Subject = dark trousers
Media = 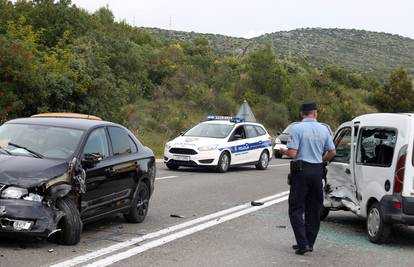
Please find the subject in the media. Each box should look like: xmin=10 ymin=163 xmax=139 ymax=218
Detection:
xmin=288 ymin=165 xmax=323 ymax=249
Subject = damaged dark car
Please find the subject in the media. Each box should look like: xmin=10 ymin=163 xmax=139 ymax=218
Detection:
xmin=0 ymin=114 xmax=156 ymax=245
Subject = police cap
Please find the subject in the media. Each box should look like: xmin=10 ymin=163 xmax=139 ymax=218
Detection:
xmin=300 ymin=101 xmax=318 ymax=112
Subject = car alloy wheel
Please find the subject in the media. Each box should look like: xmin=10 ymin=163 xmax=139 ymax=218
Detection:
xmin=221 ymin=153 xmax=229 ymax=171
xmin=366 ymin=202 xmax=391 ymax=243
xmin=137 ymin=184 xmax=149 ymax=217
xmin=261 ymin=152 xmax=269 ymax=168
xmin=367 ymin=207 xmax=380 ymax=237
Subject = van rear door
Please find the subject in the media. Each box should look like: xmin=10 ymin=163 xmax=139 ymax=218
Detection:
xmin=325 ymin=122 xmax=359 ymax=212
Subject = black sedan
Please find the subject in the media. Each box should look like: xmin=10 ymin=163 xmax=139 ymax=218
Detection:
xmin=0 ymin=114 xmax=155 ymax=245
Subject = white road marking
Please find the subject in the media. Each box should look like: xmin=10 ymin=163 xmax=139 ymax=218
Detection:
xmin=268 ymin=163 xmax=289 ymax=167
xmin=155 ymin=175 xmax=178 ymax=180
xmin=84 ymin=195 xmax=289 ymax=267
xmin=49 ymin=191 xmax=289 ymax=267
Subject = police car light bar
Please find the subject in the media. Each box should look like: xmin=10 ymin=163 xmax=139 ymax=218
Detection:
xmin=207 ymin=115 xmax=244 ymax=123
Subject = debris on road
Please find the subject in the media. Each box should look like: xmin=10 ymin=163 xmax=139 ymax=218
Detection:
xmin=276 ymin=225 xmax=287 ymax=229
xmin=251 ymin=201 xmax=264 ymax=206
xmin=170 ymin=214 xmax=185 ymax=218
xmin=48 ymin=249 xmax=54 ymax=253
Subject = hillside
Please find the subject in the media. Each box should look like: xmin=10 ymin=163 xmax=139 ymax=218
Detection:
xmin=145 ymin=27 xmax=414 ymax=78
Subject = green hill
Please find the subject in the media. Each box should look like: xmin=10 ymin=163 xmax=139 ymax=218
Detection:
xmin=145 ymin=27 xmax=414 ymax=78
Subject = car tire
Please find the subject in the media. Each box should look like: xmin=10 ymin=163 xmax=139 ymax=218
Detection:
xmin=366 ymin=202 xmax=391 ymax=244
xmin=256 ymin=150 xmax=269 ymax=170
xmin=166 ymin=163 xmax=179 ymax=170
xmin=124 ymin=182 xmax=150 ymax=223
xmin=55 ymin=197 xmax=82 ymax=246
xmin=216 ymin=152 xmax=230 ymax=173
xmin=274 ymin=150 xmax=282 ymax=159
xmin=320 ymin=206 xmax=330 ymax=221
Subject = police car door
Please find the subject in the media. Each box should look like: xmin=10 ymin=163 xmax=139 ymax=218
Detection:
xmin=228 ymin=125 xmax=249 ymax=164
xmin=244 ymin=125 xmax=261 ymax=162
xmin=326 ymin=122 xmax=359 ymax=211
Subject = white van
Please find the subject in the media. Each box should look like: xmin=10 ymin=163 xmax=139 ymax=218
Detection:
xmin=323 ymin=113 xmax=414 ymax=243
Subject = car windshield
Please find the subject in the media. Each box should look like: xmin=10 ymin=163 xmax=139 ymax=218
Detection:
xmin=184 ymin=123 xmax=234 ymax=138
xmin=0 ymin=123 xmax=84 ymax=160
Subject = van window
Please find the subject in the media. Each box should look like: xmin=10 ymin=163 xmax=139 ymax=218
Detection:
xmin=332 ymin=127 xmax=352 ymax=163
xmin=356 ymin=128 xmax=397 ymax=167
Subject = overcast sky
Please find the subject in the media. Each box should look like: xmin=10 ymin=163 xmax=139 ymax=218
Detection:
xmin=71 ymin=0 xmax=414 ymax=39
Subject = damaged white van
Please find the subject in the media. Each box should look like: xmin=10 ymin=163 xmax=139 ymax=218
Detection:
xmin=323 ymin=113 xmax=414 ymax=243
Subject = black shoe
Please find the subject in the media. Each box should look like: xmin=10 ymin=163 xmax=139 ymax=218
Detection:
xmin=292 ymin=244 xmax=313 ymax=251
xmin=295 ymin=246 xmax=313 ymax=255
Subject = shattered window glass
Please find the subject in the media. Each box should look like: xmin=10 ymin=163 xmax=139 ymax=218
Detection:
xmin=356 ymin=128 xmax=396 ymax=167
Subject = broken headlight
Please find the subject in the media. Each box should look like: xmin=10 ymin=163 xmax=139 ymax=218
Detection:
xmin=23 ymin=193 xmax=43 ymax=202
xmin=1 ymin=187 xmax=28 ymax=199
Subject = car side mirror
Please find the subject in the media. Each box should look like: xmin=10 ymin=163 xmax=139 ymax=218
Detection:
xmin=82 ymin=153 xmax=102 ymax=169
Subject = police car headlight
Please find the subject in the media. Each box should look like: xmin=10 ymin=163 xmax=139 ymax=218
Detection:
xmin=165 ymin=142 xmax=172 ymax=150
xmin=1 ymin=187 xmax=28 ymax=199
xmin=198 ymin=144 xmax=218 ymax=151
xmin=275 ymin=137 xmax=281 ymax=144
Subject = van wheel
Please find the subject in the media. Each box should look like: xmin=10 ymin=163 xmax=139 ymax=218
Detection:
xmin=54 ymin=197 xmax=82 ymax=245
xmin=367 ymin=202 xmax=391 ymax=243
xmin=216 ymin=152 xmax=230 ymax=173
xmin=256 ymin=151 xmax=269 ymax=170
xmin=320 ymin=206 xmax=330 ymax=221
xmin=166 ymin=163 xmax=179 ymax=170
xmin=124 ymin=182 xmax=150 ymax=223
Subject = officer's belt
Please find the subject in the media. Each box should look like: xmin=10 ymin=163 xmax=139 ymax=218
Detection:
xmin=302 ymin=161 xmax=324 ymax=167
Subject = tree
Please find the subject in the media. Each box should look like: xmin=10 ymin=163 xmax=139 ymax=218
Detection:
xmin=373 ymin=67 xmax=414 ymax=112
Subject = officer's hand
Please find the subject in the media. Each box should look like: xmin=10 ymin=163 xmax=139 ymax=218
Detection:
xmin=280 ymin=148 xmax=287 ymax=155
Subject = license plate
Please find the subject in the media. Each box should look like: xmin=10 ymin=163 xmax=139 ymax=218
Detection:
xmin=173 ymin=155 xmax=190 ymax=161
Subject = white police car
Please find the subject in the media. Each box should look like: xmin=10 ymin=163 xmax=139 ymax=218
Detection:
xmin=164 ymin=116 xmax=273 ymax=172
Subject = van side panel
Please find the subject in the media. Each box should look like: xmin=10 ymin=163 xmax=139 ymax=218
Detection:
xmin=353 ymin=114 xmax=410 ymax=217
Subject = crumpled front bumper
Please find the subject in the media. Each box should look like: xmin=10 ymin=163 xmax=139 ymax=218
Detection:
xmin=0 ymin=199 xmax=62 ymax=238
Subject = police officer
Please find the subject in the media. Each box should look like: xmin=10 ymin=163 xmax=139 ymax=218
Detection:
xmin=280 ymin=101 xmax=336 ymax=255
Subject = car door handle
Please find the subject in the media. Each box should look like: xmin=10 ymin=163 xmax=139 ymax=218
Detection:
xmin=106 ymin=167 xmax=115 ymax=176
xmin=345 ymin=168 xmax=351 ymax=175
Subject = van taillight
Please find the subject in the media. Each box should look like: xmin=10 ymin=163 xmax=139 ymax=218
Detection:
xmin=393 ymin=151 xmax=406 ymax=194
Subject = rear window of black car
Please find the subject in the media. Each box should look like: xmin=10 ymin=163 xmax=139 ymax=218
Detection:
xmin=108 ymin=127 xmax=137 ymax=156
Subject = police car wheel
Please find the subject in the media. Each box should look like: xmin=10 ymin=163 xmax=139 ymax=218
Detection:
xmin=366 ymin=202 xmax=391 ymax=244
xmin=166 ymin=163 xmax=179 ymax=170
xmin=216 ymin=152 xmax=230 ymax=173
xmin=256 ymin=151 xmax=269 ymax=170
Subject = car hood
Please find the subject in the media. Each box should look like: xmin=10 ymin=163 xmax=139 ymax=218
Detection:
xmin=0 ymin=155 xmax=69 ymax=188
xmin=169 ymin=136 xmax=224 ymax=148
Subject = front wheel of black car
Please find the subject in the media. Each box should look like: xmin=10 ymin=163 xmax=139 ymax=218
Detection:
xmin=124 ymin=182 xmax=150 ymax=223
xmin=55 ymin=197 xmax=82 ymax=245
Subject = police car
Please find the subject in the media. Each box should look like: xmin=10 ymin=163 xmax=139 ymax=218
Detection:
xmin=164 ymin=116 xmax=273 ymax=172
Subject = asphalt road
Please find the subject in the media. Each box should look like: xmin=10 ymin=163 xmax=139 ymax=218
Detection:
xmin=1 ymin=158 xmax=414 ymax=267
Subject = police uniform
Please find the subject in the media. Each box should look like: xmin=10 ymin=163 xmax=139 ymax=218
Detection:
xmin=287 ymin=102 xmax=335 ymax=253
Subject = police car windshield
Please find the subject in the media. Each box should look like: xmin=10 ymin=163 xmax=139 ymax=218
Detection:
xmin=184 ymin=123 xmax=234 ymax=138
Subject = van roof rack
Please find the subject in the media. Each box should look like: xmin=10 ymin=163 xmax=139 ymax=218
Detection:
xmin=31 ymin=112 xmax=102 ymax=120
